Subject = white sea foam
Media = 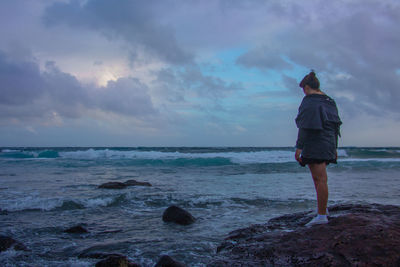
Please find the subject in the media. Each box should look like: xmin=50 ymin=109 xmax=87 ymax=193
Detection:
xmin=84 ymin=196 xmax=116 ymax=208
xmin=0 ymin=193 xmax=122 ymax=212
xmin=1 ymin=195 xmax=64 ymax=211
xmin=57 ymin=148 xmax=356 ymax=164
xmin=337 ymin=149 xmax=348 ymax=157
xmin=1 ymin=149 xmax=21 ymax=153
xmin=58 ymin=149 xmax=297 ymax=164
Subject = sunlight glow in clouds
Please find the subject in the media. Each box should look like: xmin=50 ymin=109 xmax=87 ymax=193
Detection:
xmin=0 ymin=0 xmax=400 ymax=146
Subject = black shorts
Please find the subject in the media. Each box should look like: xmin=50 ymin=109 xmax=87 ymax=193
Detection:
xmin=299 ymin=157 xmax=337 ymax=167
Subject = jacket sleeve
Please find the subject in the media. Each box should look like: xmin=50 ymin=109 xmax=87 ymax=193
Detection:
xmin=296 ymin=128 xmax=307 ymax=149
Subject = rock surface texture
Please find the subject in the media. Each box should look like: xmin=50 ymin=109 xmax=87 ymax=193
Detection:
xmin=162 ymin=206 xmax=196 ymax=225
xmin=154 ymin=255 xmax=186 ymax=267
xmin=95 ymin=255 xmax=140 ymax=267
xmin=208 ymin=204 xmax=400 ymax=267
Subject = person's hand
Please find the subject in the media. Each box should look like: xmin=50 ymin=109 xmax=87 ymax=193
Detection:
xmin=295 ymin=149 xmax=302 ymax=163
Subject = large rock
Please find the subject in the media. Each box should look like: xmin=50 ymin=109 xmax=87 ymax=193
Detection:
xmin=154 ymin=255 xmax=186 ymax=267
xmin=162 ymin=206 xmax=196 ymax=225
xmin=64 ymin=225 xmax=88 ymax=234
xmin=98 ymin=182 xmax=127 ymax=189
xmin=124 ymin=179 xmax=152 ymax=187
xmin=0 ymin=235 xmax=28 ymax=252
xmin=208 ymin=204 xmax=400 ymax=266
xmin=95 ymin=255 xmax=140 ymax=267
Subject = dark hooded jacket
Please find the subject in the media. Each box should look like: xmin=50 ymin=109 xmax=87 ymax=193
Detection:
xmin=295 ymin=94 xmax=342 ymax=160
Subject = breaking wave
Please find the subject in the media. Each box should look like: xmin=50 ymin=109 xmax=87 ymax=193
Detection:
xmin=1 ymin=147 xmax=400 ymax=166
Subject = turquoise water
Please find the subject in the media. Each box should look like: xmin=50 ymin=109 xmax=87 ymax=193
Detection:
xmin=1 ymin=147 xmax=399 ymax=266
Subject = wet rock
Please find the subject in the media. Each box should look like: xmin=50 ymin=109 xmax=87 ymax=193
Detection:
xmin=208 ymin=203 xmax=400 ymax=266
xmin=95 ymin=255 xmax=140 ymax=267
xmin=98 ymin=180 xmax=151 ymax=189
xmin=64 ymin=225 xmax=88 ymax=234
xmin=0 ymin=208 xmax=8 ymax=215
xmin=0 ymin=235 xmax=28 ymax=252
xmin=162 ymin=206 xmax=195 ymax=225
xmin=98 ymin=182 xmax=127 ymax=189
xmin=124 ymin=179 xmax=152 ymax=187
xmin=154 ymin=255 xmax=186 ymax=267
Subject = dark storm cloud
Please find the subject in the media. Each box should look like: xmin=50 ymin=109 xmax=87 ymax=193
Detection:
xmin=42 ymin=0 xmax=192 ymax=65
xmin=0 ymin=51 xmax=45 ymax=105
xmin=234 ymin=1 xmax=400 ymax=116
xmin=0 ymin=50 xmax=156 ymax=122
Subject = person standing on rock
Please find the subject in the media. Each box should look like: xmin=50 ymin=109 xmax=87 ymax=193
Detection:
xmin=295 ymin=71 xmax=342 ymax=226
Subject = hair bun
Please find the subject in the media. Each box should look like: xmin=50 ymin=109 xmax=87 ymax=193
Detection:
xmin=299 ymin=70 xmax=320 ymax=89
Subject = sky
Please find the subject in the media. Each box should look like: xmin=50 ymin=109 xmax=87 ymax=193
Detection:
xmin=1 ymin=0 xmax=400 ymax=147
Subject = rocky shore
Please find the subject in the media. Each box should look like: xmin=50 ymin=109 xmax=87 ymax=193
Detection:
xmin=2 ymin=203 xmax=399 ymax=266
xmin=208 ymin=203 xmax=400 ymax=266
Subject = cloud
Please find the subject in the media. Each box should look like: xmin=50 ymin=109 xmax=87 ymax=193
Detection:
xmin=42 ymin=0 xmax=192 ymax=65
xmin=1 ymin=0 xmax=400 ymax=145
xmin=0 ymin=49 xmax=157 ymax=123
xmin=234 ymin=1 xmax=400 ymax=116
xmin=96 ymin=77 xmax=157 ymax=117
xmin=154 ymin=66 xmax=243 ymax=101
xmin=0 ymin=51 xmax=45 ymax=105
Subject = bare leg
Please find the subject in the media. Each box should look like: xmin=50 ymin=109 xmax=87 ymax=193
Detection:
xmin=308 ymin=163 xmax=328 ymax=215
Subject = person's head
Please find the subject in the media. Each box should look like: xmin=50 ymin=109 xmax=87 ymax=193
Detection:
xmin=299 ymin=70 xmax=320 ymax=95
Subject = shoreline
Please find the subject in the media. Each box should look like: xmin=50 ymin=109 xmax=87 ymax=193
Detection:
xmin=2 ymin=203 xmax=400 ymax=266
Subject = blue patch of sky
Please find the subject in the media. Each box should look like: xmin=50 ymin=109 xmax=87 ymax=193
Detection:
xmin=198 ymin=48 xmax=309 ymax=96
xmin=181 ymin=48 xmax=310 ymax=125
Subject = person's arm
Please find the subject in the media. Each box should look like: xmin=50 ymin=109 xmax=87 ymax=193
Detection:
xmin=295 ymin=128 xmax=307 ymax=163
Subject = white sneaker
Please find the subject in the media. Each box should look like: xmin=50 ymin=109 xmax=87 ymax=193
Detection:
xmin=305 ymin=215 xmax=328 ymax=227
xmin=315 ymin=208 xmax=329 ymax=216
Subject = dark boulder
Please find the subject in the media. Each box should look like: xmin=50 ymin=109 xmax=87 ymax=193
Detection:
xmin=95 ymin=255 xmax=140 ymax=267
xmin=0 ymin=235 xmax=28 ymax=252
xmin=162 ymin=206 xmax=195 ymax=225
xmin=154 ymin=255 xmax=186 ymax=267
xmin=98 ymin=180 xmax=151 ymax=189
xmin=64 ymin=225 xmax=88 ymax=234
xmin=98 ymin=182 xmax=127 ymax=189
xmin=208 ymin=203 xmax=400 ymax=266
xmin=124 ymin=179 xmax=152 ymax=187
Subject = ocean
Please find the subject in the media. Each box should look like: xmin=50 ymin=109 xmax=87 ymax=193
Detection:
xmin=1 ymin=147 xmax=399 ymax=266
